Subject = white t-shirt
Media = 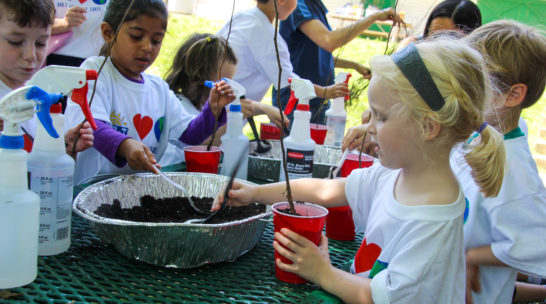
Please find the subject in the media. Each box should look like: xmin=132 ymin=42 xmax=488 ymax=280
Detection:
xmin=452 ymin=136 xmax=546 ymax=304
xmin=158 ymin=94 xmax=199 ymax=167
xmin=65 ymin=56 xmax=193 ymax=184
xmin=216 ymin=7 xmax=298 ymax=102
xmin=53 ymin=0 xmax=107 ymax=59
xmin=0 ymin=80 xmax=37 ymax=140
xmin=345 ymin=165 xmax=466 ymax=303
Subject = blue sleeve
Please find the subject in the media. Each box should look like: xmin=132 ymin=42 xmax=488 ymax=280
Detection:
xmin=288 ymin=0 xmax=317 ymax=30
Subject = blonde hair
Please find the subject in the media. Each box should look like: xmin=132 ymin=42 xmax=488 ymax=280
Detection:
xmin=370 ymin=39 xmax=505 ymax=197
xmin=464 ymin=20 xmax=546 ymax=109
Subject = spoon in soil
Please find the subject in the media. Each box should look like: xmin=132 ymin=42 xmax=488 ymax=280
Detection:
xmin=157 ymin=170 xmax=207 ymax=214
xmin=184 ymin=150 xmax=246 ymax=224
xmin=329 ymin=149 xmax=349 ymax=179
xmin=248 ymin=116 xmax=272 ymax=154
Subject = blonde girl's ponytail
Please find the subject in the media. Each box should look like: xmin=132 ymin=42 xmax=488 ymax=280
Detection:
xmin=370 ymin=39 xmax=505 ymax=197
xmin=464 ymin=123 xmax=506 ymax=197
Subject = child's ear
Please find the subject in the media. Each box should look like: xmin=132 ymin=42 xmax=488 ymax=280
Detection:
xmin=504 ymin=83 xmax=527 ymax=108
xmin=101 ymin=22 xmax=114 ymax=43
xmin=423 ymin=115 xmax=441 ymax=141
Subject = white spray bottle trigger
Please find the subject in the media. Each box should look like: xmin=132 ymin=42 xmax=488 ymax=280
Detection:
xmin=284 ymin=78 xmax=316 ymax=115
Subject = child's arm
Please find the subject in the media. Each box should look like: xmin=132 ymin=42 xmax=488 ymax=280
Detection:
xmin=52 ymin=6 xmax=87 ymax=34
xmin=250 ymin=100 xmax=290 ymax=129
xmin=314 ymin=83 xmax=349 ymax=100
xmin=212 ymin=178 xmax=348 ymax=210
xmin=179 ymin=80 xmax=234 ymax=145
xmin=275 ymin=229 xmax=373 ymax=304
xmin=466 ymin=246 xmax=508 ymax=267
xmin=334 ymin=57 xmax=371 ymax=79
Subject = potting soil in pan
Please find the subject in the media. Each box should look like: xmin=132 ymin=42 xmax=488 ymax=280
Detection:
xmin=95 ymin=195 xmax=265 ymax=224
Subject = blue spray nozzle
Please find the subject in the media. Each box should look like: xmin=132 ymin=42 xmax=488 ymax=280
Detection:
xmin=204 ymin=80 xmax=215 ymax=88
xmin=26 ymin=86 xmax=61 ymax=138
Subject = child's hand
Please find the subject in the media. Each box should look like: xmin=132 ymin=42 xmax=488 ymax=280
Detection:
xmin=62 ymin=6 xmax=87 ymax=30
xmin=273 ymin=229 xmax=332 ymax=285
xmin=209 ymin=80 xmax=235 ymax=117
xmin=322 ymin=83 xmax=349 ymax=100
xmin=65 ymin=122 xmax=94 ymax=158
xmin=0 ymin=118 xmax=4 ymax=132
xmin=374 ymin=7 xmax=403 ymax=26
xmin=261 ymin=103 xmax=290 ymax=129
xmin=240 ymin=97 xmax=254 ymax=118
xmin=118 ymin=138 xmax=160 ymax=174
xmin=342 ymin=124 xmax=368 ymax=151
xmin=355 ymin=63 xmax=372 ymax=80
xmin=211 ymin=180 xmax=256 ymax=211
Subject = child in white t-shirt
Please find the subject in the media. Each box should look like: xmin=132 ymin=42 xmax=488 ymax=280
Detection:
xmin=213 ymin=39 xmax=506 ymax=303
xmin=0 ymin=0 xmax=93 ymax=156
xmin=64 ymin=0 xmax=235 ymax=183
xmin=161 ymin=33 xmax=288 ymax=166
xmin=451 ymin=20 xmax=546 ymax=304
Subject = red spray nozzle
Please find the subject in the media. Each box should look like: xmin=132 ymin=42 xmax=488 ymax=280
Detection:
xmin=344 ymin=73 xmax=352 ymax=101
xmin=71 ymin=83 xmax=98 ymax=130
xmin=284 ymin=78 xmax=297 ymax=115
xmin=86 ymin=70 xmax=98 ymax=80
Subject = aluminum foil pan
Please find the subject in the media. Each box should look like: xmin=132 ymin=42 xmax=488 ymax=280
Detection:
xmin=248 ymin=140 xmax=342 ymax=182
xmin=73 ymin=172 xmax=272 ymax=268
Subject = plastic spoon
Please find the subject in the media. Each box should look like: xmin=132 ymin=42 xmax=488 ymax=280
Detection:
xmin=184 ymin=150 xmax=246 ymax=224
xmin=329 ymin=149 xmax=349 ymax=179
xmin=157 ymin=170 xmax=207 ymax=214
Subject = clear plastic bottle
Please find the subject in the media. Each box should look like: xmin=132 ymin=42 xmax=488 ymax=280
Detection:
xmin=324 ymin=72 xmax=351 ymax=147
xmin=220 ymin=79 xmax=249 ymax=180
xmin=0 ymin=86 xmax=58 ymax=288
xmin=28 ymin=103 xmax=75 ymax=256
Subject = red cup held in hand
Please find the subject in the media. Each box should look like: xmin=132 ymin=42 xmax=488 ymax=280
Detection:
xmin=272 ymin=202 xmax=328 ymax=284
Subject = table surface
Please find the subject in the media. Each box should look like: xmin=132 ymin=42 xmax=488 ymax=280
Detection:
xmin=3 ymin=213 xmax=363 ymax=303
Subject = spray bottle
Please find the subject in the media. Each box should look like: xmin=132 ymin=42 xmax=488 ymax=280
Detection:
xmin=206 ymin=78 xmax=249 ymax=180
xmin=0 ymin=86 xmax=61 ymax=288
xmin=324 ymin=72 xmax=351 ymax=147
xmin=26 ymin=66 xmax=98 ymax=256
xmin=279 ymin=78 xmax=316 ymax=181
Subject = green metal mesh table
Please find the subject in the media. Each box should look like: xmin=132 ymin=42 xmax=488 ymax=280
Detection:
xmin=3 ymin=214 xmax=362 ymax=303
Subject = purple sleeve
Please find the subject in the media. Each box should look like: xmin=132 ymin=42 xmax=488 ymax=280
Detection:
xmin=180 ymin=99 xmax=227 ymax=144
xmin=93 ymin=120 xmax=130 ymax=168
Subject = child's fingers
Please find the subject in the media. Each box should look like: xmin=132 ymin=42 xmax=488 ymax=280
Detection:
xmin=280 ymin=228 xmax=313 ymax=248
xmin=273 ymin=240 xmax=297 ymax=262
xmin=275 ymin=257 xmax=298 ymax=273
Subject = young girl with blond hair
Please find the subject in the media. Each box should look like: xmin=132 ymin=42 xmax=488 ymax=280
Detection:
xmin=213 ymin=39 xmax=505 ymax=303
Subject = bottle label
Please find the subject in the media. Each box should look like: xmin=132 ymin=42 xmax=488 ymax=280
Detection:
xmin=29 ymin=174 xmax=73 ymax=243
xmin=282 ymin=148 xmax=313 ymax=180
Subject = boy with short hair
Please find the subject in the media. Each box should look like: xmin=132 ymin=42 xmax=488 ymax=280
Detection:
xmin=451 ymin=20 xmax=546 ymax=303
xmin=0 ymin=0 xmax=93 ymax=156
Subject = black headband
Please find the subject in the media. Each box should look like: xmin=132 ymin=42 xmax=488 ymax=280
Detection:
xmin=392 ymin=42 xmax=445 ymax=111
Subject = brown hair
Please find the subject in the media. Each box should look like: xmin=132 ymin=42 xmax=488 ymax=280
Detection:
xmin=464 ymin=20 xmax=546 ymax=109
xmin=0 ymin=0 xmax=55 ymax=29
xmin=165 ymin=33 xmax=237 ymax=110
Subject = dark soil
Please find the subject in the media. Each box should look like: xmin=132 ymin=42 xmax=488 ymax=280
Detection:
xmin=95 ymin=195 xmax=266 ymax=224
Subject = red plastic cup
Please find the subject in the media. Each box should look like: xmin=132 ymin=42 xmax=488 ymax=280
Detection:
xmin=310 ymin=124 xmax=327 ymax=145
xmin=183 ymin=146 xmax=222 ymax=174
xmin=340 ymin=152 xmax=374 ymax=178
xmin=260 ymin=122 xmax=281 ymax=140
xmin=272 ymin=202 xmax=328 ymax=284
xmin=326 ymin=153 xmax=374 ymax=241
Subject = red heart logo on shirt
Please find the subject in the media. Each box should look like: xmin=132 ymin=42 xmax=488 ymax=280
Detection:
xmin=133 ymin=114 xmax=153 ymax=140
xmin=354 ymin=238 xmax=382 ymax=273
xmin=79 ymin=0 xmax=87 ymax=4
